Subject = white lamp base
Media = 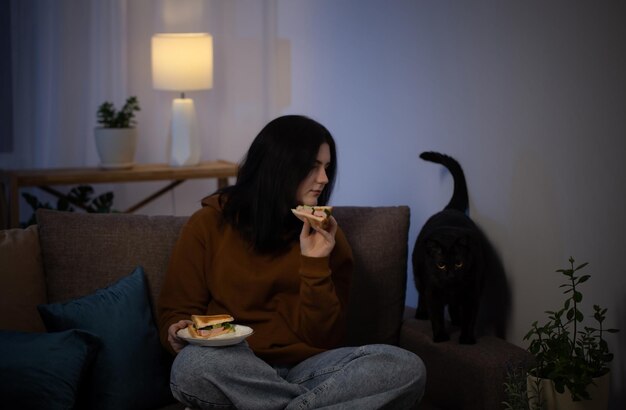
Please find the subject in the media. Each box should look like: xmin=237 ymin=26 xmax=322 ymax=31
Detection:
xmin=168 ymin=98 xmax=201 ymax=166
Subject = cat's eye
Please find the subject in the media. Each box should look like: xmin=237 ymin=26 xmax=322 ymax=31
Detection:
xmin=436 ymin=263 xmax=446 ymax=270
xmin=454 ymin=261 xmax=464 ymax=269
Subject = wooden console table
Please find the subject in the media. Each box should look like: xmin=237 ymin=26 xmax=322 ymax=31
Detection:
xmin=0 ymin=160 xmax=238 ymax=229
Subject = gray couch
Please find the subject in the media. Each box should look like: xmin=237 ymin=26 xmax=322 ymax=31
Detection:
xmin=0 ymin=206 xmax=531 ymax=409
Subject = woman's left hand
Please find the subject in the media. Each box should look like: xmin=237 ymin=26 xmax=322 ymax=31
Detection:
xmin=167 ymin=319 xmax=193 ymax=353
xmin=299 ymin=215 xmax=337 ymax=258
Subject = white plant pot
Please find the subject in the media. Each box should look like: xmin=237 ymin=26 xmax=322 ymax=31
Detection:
xmin=94 ymin=127 xmax=138 ymax=169
xmin=527 ymin=373 xmax=610 ymax=410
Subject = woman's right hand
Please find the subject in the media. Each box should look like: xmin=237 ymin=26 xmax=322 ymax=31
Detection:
xmin=299 ymin=215 xmax=338 ymax=258
xmin=168 ymin=319 xmax=193 ymax=353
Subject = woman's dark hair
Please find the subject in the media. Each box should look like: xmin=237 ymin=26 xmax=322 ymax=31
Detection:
xmin=216 ymin=115 xmax=337 ymax=253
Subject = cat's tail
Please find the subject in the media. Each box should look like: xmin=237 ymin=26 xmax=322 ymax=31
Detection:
xmin=420 ymin=151 xmax=469 ymax=213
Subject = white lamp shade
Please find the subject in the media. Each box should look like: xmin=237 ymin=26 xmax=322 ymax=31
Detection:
xmin=151 ymin=33 xmax=213 ymax=91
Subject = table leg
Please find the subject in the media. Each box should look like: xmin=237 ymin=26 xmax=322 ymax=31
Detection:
xmin=124 ymin=180 xmax=185 ymax=213
xmin=9 ymin=177 xmax=19 ymax=229
xmin=0 ymin=181 xmax=7 ymax=230
xmin=217 ymin=177 xmax=229 ymax=189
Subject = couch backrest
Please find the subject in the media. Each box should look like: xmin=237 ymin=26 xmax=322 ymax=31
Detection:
xmin=37 ymin=206 xmax=410 ymax=346
xmin=334 ymin=206 xmax=410 ymax=346
xmin=37 ymin=209 xmax=186 ymax=311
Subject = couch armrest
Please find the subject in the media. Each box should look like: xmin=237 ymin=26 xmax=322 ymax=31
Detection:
xmin=399 ymin=309 xmax=533 ymax=410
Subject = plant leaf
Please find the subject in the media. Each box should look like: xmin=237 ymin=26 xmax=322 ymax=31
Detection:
xmin=576 ymin=310 xmax=584 ymax=322
xmin=573 ymin=291 xmax=583 ymax=302
xmin=575 ymin=262 xmax=589 ymax=271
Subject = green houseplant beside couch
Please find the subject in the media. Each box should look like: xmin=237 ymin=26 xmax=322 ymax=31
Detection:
xmin=0 ymin=207 xmax=531 ymax=409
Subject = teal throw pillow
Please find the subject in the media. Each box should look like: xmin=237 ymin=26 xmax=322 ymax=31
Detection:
xmin=0 ymin=329 xmax=100 ymax=410
xmin=37 ymin=266 xmax=174 ymax=410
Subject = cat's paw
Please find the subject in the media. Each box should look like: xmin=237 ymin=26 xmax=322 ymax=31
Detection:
xmin=459 ymin=334 xmax=476 ymax=345
xmin=433 ymin=332 xmax=450 ymax=343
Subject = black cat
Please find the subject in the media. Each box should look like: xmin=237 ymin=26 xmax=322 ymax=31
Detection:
xmin=412 ymin=151 xmax=487 ymax=344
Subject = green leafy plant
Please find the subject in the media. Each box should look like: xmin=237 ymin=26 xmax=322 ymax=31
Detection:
xmin=21 ymin=185 xmax=115 ymax=227
xmin=502 ymin=365 xmax=532 ymax=410
xmin=523 ymin=257 xmax=619 ymax=402
xmin=96 ymin=96 xmax=140 ymax=128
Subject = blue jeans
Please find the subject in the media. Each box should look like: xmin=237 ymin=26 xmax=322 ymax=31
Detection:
xmin=170 ymin=342 xmax=426 ymax=409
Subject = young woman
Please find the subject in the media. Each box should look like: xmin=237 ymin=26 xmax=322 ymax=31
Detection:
xmin=157 ymin=115 xmax=425 ymax=409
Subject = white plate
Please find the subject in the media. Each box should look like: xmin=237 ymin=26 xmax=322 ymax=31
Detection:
xmin=177 ymin=325 xmax=254 ymax=347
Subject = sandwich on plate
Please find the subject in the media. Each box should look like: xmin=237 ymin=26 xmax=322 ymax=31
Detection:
xmin=187 ymin=314 xmax=236 ymax=339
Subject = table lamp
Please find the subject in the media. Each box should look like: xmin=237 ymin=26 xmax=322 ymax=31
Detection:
xmin=151 ymin=33 xmax=213 ymax=166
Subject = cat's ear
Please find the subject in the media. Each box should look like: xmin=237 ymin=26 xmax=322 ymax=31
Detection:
xmin=426 ymin=239 xmax=442 ymax=257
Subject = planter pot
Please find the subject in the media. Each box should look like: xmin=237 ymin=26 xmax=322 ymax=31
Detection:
xmin=527 ymin=373 xmax=610 ymax=410
xmin=94 ymin=127 xmax=138 ymax=169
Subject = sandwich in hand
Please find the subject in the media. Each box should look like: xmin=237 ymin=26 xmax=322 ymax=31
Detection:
xmin=187 ymin=314 xmax=236 ymax=339
xmin=291 ymin=205 xmax=333 ymax=229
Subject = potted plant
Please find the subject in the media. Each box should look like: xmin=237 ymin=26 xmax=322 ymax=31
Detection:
xmin=523 ymin=257 xmax=619 ymax=410
xmin=94 ymin=96 xmax=141 ymax=169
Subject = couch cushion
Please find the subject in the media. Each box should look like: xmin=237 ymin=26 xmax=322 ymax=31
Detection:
xmin=38 ymin=266 xmax=174 ymax=410
xmin=0 ymin=329 xmax=99 ymax=409
xmin=0 ymin=225 xmax=47 ymax=332
xmin=400 ymin=312 xmax=534 ymax=410
xmin=333 ymin=206 xmax=410 ymax=346
xmin=36 ymin=209 xmax=187 ymax=315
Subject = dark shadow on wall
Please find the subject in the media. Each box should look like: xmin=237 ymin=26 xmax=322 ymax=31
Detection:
xmin=475 ymin=230 xmax=511 ymax=339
